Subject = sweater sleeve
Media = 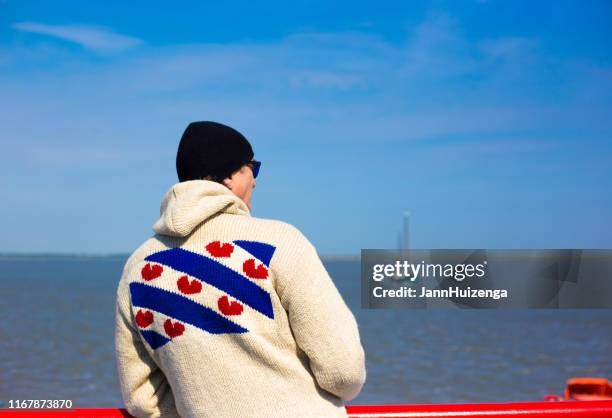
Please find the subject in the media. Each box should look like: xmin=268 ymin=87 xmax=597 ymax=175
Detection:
xmin=114 ymin=262 xmax=181 ymax=418
xmin=273 ymin=225 xmax=366 ymax=401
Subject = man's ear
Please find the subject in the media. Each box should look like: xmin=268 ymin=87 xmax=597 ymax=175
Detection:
xmin=222 ymin=176 xmax=232 ymax=189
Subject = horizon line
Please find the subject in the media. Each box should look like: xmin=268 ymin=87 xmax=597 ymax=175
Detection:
xmin=0 ymin=252 xmax=360 ymax=261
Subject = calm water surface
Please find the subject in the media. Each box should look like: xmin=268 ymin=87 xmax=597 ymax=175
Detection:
xmin=0 ymin=256 xmax=610 ymax=407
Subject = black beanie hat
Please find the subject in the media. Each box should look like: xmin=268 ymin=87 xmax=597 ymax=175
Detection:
xmin=176 ymin=121 xmax=254 ymax=182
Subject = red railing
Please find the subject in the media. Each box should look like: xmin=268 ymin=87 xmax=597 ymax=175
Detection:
xmin=347 ymin=401 xmax=612 ymax=417
xmin=2 ymin=402 xmax=612 ymax=417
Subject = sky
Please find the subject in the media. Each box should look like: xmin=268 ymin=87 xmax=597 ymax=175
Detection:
xmin=1 ymin=0 xmax=611 ymax=255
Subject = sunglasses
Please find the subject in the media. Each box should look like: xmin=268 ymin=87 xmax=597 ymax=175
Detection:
xmin=247 ymin=160 xmax=261 ymax=178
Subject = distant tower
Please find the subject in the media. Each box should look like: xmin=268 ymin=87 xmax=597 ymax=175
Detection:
xmin=402 ymin=211 xmax=410 ymax=250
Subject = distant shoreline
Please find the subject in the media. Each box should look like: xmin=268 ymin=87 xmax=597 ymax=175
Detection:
xmin=0 ymin=253 xmax=360 ymax=262
xmin=0 ymin=253 xmax=130 ymax=260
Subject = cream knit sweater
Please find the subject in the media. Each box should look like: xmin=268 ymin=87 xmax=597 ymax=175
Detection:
xmin=115 ymin=180 xmax=366 ymax=418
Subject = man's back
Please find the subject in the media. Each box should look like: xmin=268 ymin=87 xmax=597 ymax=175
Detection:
xmin=115 ymin=180 xmax=366 ymax=418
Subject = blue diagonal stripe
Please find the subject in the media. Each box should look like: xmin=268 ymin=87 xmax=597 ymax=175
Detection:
xmin=140 ymin=329 xmax=170 ymax=349
xmin=130 ymin=282 xmax=248 ymax=334
xmin=233 ymin=240 xmax=276 ymax=267
xmin=145 ymin=248 xmax=274 ymax=319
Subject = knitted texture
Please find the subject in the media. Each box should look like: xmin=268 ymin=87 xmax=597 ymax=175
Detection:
xmin=115 ymin=180 xmax=366 ymax=418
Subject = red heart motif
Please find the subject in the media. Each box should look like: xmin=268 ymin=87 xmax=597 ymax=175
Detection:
xmin=243 ymin=258 xmax=268 ymax=279
xmin=218 ymin=295 xmax=243 ymax=316
xmin=164 ymin=319 xmax=185 ymax=338
xmin=135 ymin=310 xmax=154 ymax=328
xmin=141 ymin=263 xmax=163 ymax=281
xmin=177 ymin=275 xmax=202 ymax=294
xmin=206 ymin=241 xmax=234 ymax=258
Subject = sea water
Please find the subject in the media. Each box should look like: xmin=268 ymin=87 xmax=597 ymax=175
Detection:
xmin=0 ymin=256 xmax=610 ymax=407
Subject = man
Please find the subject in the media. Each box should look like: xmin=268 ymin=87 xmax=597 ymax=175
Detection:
xmin=115 ymin=121 xmax=366 ymax=418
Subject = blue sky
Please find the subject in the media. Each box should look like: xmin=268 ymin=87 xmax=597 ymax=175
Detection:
xmin=1 ymin=0 xmax=611 ymax=255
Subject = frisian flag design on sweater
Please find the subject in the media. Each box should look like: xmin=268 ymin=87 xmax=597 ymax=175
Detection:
xmin=129 ymin=240 xmax=276 ymax=350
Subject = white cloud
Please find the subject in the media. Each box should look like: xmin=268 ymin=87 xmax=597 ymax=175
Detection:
xmin=12 ymin=22 xmax=142 ymax=53
xmin=480 ymin=37 xmax=537 ymax=60
xmin=290 ymin=70 xmax=364 ymax=89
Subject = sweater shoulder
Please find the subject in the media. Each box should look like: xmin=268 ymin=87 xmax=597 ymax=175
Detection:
xmin=244 ymin=216 xmax=312 ymax=250
xmin=118 ymin=237 xmax=172 ymax=284
xmin=218 ymin=215 xmax=314 ymax=267
xmin=246 ymin=216 xmax=304 ymax=236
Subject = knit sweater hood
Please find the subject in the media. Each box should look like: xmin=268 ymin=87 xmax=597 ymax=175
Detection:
xmin=152 ymin=180 xmax=250 ymax=237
